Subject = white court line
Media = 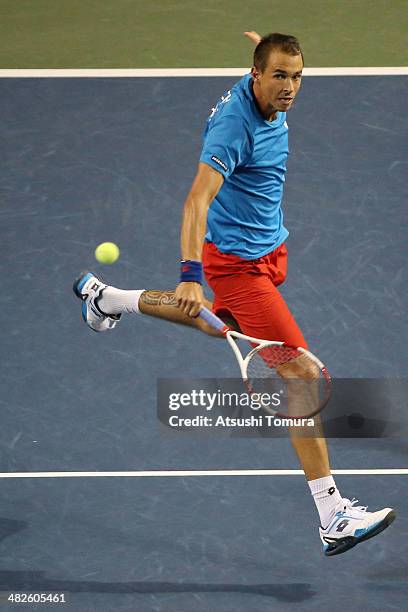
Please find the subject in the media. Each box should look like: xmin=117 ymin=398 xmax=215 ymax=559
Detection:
xmin=0 ymin=67 xmax=407 ymax=78
xmin=0 ymin=469 xmax=407 ymax=478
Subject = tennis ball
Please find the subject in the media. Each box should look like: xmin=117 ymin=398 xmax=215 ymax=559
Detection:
xmin=95 ymin=242 xmax=120 ymax=264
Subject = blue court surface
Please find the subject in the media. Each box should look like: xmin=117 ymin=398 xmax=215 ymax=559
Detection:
xmin=0 ymin=75 xmax=407 ymax=611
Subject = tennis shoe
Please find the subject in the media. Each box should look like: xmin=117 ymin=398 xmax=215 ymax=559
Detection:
xmin=73 ymin=272 xmax=121 ymax=332
xmin=320 ymin=497 xmax=395 ymax=556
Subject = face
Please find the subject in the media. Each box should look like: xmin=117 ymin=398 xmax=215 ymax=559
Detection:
xmin=252 ymin=49 xmax=303 ymax=116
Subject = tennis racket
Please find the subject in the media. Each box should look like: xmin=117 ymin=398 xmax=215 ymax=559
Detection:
xmin=198 ymin=306 xmax=331 ymax=419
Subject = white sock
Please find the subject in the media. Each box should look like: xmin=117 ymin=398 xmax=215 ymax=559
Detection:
xmin=308 ymin=475 xmax=342 ymax=528
xmin=98 ymin=286 xmax=145 ymax=315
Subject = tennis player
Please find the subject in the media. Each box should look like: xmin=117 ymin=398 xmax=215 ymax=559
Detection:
xmin=74 ymin=32 xmax=395 ymax=555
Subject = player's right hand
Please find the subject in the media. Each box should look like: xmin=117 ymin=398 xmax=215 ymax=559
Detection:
xmin=175 ymin=282 xmax=204 ymax=318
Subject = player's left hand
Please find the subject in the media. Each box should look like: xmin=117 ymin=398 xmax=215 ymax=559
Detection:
xmin=244 ymin=31 xmax=262 ymax=45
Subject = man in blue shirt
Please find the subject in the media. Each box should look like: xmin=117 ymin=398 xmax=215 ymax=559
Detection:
xmin=201 ymin=72 xmax=290 ymax=259
xmin=74 ymin=32 xmax=395 ymax=555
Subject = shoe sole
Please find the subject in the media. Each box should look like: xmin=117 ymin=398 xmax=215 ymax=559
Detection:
xmin=73 ymin=271 xmax=118 ymax=332
xmin=324 ymin=509 xmax=396 ymax=556
xmin=73 ymin=271 xmax=94 ymax=299
xmin=73 ymin=271 xmax=102 ymax=329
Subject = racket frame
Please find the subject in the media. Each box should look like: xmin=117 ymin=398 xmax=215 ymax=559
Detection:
xmin=199 ymin=306 xmax=331 ymax=418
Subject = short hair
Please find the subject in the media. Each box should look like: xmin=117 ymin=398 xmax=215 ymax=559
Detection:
xmin=253 ymin=33 xmax=304 ymax=72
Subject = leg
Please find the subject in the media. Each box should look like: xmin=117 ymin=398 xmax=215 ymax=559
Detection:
xmin=75 ymin=268 xmax=240 ymax=336
xmin=291 ymin=436 xmax=330 ymax=480
xmin=138 ymin=289 xmax=222 ymax=336
xmin=204 ymin=266 xmax=332 ymax=479
xmin=98 ymin=282 xmax=240 ymax=337
xmin=204 ymin=267 xmax=343 ymax=528
xmin=278 ymin=355 xmax=330 ymax=480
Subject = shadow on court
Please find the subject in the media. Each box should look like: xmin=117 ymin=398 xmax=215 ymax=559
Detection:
xmin=0 ymin=570 xmax=315 ymax=602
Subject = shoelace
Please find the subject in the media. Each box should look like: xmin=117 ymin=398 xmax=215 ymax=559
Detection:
xmin=322 ymin=498 xmax=368 ymax=531
xmin=341 ymin=497 xmax=368 ymax=513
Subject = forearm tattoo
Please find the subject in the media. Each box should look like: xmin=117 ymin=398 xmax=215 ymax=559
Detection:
xmin=140 ymin=290 xmax=178 ymax=307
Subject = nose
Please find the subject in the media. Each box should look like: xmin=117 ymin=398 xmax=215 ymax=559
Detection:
xmin=282 ymin=77 xmax=295 ymax=93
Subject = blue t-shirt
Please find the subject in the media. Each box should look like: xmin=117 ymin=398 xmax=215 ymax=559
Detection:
xmin=200 ymin=73 xmax=289 ymax=259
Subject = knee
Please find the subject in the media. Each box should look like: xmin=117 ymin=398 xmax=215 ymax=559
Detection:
xmin=277 ymin=354 xmax=319 ymax=380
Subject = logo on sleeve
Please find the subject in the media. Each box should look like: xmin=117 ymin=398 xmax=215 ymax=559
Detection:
xmin=211 ymin=155 xmax=228 ymax=172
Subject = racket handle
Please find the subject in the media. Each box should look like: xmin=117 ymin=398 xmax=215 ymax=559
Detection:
xmin=198 ymin=306 xmax=229 ymax=333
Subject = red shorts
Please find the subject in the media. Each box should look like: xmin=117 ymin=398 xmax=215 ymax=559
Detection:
xmin=202 ymin=242 xmax=308 ymax=349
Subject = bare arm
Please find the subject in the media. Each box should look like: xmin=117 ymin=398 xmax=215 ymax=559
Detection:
xmin=175 ymin=30 xmax=260 ymax=317
xmin=175 ymin=162 xmax=224 ymax=317
xmin=180 ymin=162 xmax=224 ymax=259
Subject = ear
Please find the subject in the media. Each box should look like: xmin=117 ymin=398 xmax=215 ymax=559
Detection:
xmin=251 ymin=66 xmax=260 ymax=81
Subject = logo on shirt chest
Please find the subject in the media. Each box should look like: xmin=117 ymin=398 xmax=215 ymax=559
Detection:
xmin=209 ymin=90 xmax=232 ymax=119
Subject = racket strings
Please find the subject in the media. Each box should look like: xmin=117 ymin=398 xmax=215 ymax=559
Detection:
xmin=248 ymin=345 xmax=300 ymax=375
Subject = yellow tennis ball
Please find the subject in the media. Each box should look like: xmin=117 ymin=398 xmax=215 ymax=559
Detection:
xmin=95 ymin=242 xmax=120 ymax=264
